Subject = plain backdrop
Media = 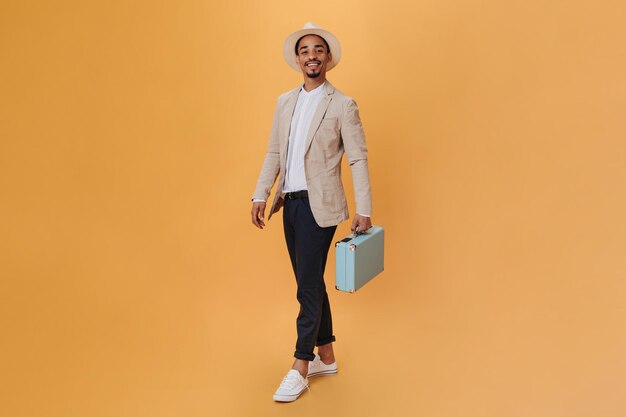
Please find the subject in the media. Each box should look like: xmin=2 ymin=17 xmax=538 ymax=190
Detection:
xmin=1 ymin=0 xmax=625 ymax=416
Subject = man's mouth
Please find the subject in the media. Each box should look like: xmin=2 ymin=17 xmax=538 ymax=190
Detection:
xmin=306 ymin=61 xmax=321 ymax=68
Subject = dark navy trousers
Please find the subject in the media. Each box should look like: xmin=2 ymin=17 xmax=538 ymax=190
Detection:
xmin=283 ymin=195 xmax=337 ymax=361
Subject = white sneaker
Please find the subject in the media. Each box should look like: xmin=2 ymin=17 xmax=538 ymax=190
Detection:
xmin=307 ymin=354 xmax=338 ymax=377
xmin=273 ymin=369 xmax=309 ymax=402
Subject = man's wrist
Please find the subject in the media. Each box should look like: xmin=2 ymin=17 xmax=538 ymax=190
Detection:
xmin=357 ymin=213 xmax=370 ymax=217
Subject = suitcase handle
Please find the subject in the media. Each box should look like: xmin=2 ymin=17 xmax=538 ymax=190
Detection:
xmin=353 ymin=225 xmax=367 ymax=236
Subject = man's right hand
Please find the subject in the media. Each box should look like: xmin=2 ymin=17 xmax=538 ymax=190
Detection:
xmin=251 ymin=202 xmax=267 ymax=229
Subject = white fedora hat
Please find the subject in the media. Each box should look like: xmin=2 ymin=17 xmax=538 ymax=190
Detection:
xmin=283 ymin=22 xmax=342 ymax=72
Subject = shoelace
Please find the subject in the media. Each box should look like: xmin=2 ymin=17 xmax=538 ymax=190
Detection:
xmin=280 ymin=372 xmax=310 ymax=392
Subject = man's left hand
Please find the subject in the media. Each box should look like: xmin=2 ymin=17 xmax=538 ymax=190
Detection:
xmin=351 ymin=214 xmax=372 ymax=234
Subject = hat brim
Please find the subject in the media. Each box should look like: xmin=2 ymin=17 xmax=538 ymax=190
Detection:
xmin=283 ymin=28 xmax=341 ymax=72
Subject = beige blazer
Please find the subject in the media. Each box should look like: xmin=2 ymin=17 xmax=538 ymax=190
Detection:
xmin=252 ymin=81 xmax=372 ymax=228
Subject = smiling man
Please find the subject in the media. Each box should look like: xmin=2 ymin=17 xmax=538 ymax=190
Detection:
xmin=251 ymin=23 xmax=373 ymax=402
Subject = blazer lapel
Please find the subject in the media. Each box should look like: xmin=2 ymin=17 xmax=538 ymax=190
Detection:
xmin=304 ymin=82 xmax=335 ymax=153
xmin=279 ymin=87 xmax=300 ymax=164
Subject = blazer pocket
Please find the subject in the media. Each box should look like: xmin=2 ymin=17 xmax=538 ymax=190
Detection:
xmin=316 ymin=117 xmax=341 ymax=155
xmin=318 ymin=117 xmax=338 ymax=136
xmin=319 ymin=117 xmax=338 ymax=131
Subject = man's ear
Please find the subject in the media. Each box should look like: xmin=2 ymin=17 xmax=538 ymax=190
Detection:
xmin=327 ymin=52 xmax=333 ymax=63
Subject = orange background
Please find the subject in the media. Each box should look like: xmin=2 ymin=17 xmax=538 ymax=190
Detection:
xmin=1 ymin=1 xmax=626 ymax=416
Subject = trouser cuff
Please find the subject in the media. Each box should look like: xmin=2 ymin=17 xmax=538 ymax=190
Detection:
xmin=294 ymin=351 xmax=316 ymax=361
xmin=316 ymin=335 xmax=336 ymax=346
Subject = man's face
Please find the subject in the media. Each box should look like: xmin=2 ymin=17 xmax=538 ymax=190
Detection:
xmin=295 ymin=35 xmax=333 ymax=79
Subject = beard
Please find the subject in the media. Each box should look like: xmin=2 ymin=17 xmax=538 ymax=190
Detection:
xmin=304 ymin=61 xmax=322 ymax=78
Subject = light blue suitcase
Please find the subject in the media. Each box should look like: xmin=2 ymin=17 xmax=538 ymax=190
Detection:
xmin=335 ymin=225 xmax=384 ymax=292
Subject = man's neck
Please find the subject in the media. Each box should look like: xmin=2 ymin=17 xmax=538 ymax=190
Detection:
xmin=302 ymin=76 xmax=326 ymax=92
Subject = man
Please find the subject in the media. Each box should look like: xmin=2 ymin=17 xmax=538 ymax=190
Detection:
xmin=250 ymin=22 xmax=373 ymax=402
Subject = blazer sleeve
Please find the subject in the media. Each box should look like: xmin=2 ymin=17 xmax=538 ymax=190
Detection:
xmin=341 ymin=98 xmax=372 ymax=216
xmin=252 ymin=99 xmax=281 ymax=201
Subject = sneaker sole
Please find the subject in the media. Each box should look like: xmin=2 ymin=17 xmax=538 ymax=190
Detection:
xmin=273 ymin=386 xmax=307 ymax=402
xmin=307 ymin=369 xmax=338 ymax=378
